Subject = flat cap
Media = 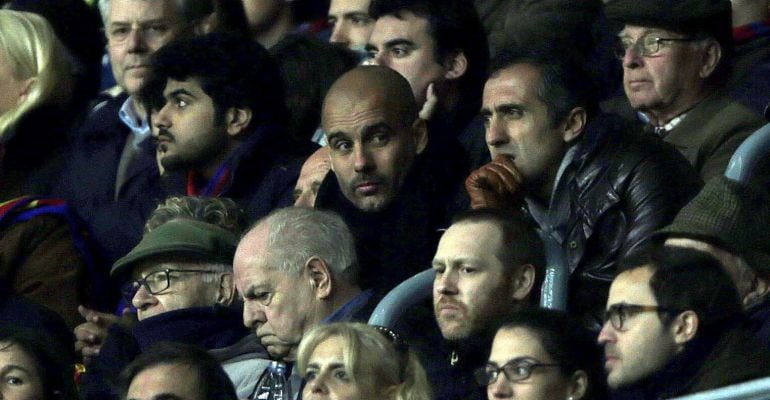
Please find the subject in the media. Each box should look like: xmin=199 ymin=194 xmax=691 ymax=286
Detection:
xmin=604 ymin=0 xmax=732 ymax=48
xmin=655 ymin=176 xmax=770 ymax=274
xmin=111 ymin=219 xmax=238 ymax=277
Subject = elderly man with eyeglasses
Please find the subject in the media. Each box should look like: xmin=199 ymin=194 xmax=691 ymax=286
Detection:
xmin=78 ymin=214 xmax=270 ymax=400
xmin=604 ymin=0 xmax=765 ymax=181
xmin=598 ymin=245 xmax=770 ymax=398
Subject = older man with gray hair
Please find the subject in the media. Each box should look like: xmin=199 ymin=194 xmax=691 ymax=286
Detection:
xmin=234 ymin=207 xmax=375 ymax=364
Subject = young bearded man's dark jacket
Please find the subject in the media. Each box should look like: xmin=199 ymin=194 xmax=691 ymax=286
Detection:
xmin=161 ymin=123 xmax=313 ymax=223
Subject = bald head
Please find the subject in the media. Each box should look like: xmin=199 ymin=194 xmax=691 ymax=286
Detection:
xmin=323 ymin=66 xmax=418 ymax=130
xmin=321 ymin=65 xmax=428 ymax=212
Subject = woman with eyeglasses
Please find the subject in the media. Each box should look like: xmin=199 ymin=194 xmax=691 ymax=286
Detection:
xmin=297 ymin=322 xmax=432 ymax=400
xmin=478 ymin=308 xmax=608 ymax=400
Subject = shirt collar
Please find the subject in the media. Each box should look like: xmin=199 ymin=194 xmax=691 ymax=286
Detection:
xmin=118 ymin=96 xmax=151 ymax=147
xmin=321 ymin=289 xmax=375 ymax=324
xmin=640 ymin=110 xmax=689 ymax=138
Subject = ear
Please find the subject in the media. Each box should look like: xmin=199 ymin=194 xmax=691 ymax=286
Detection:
xmin=698 ymin=40 xmax=722 ymax=79
xmin=16 ymin=77 xmax=37 ymax=106
xmin=671 ymin=310 xmax=699 ymax=346
xmin=442 ymin=50 xmax=468 ymax=81
xmin=744 ymin=275 xmax=770 ymax=307
xmin=511 ymin=263 xmax=536 ymax=301
xmin=225 ymin=107 xmax=253 ymax=137
xmin=217 ymin=273 xmax=236 ymax=306
xmin=560 ymin=107 xmax=586 ymax=144
xmin=304 ymin=257 xmax=333 ymax=300
xmin=567 ymin=370 xmax=588 ymax=400
xmin=411 ymin=118 xmax=429 ymax=155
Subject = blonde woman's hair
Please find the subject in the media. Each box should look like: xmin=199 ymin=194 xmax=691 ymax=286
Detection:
xmin=297 ymin=322 xmax=432 ymax=400
xmin=0 ymin=10 xmax=74 ymax=139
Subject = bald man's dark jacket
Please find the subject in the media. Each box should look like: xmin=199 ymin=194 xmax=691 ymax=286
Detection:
xmin=315 ymin=152 xmax=467 ymax=294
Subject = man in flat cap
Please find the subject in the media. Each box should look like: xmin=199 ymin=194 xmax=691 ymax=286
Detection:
xmin=77 ymin=197 xmax=269 ymax=400
xmin=605 ymin=0 xmax=766 ymax=181
xmin=656 ymin=175 xmax=770 ymax=348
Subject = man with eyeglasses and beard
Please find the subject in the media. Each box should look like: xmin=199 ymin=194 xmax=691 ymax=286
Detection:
xmin=78 ymin=203 xmax=270 ymax=400
xmin=598 ymin=246 xmax=770 ymax=398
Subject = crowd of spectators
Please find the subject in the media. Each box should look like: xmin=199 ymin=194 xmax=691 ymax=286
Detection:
xmin=0 ymin=0 xmax=769 ymax=399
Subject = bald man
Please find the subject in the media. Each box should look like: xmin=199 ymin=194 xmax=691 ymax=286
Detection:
xmin=314 ymin=66 xmax=466 ymax=293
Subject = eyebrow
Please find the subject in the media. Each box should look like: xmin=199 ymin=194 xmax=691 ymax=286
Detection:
xmin=326 ymin=131 xmax=351 ymax=142
xmin=307 ymin=362 xmax=346 ymax=370
xmin=164 ymin=88 xmax=196 ymax=100
xmin=361 ymin=122 xmax=393 ymax=138
xmin=0 ymin=364 xmax=31 ymax=376
xmin=384 ymin=38 xmax=415 ymax=49
xmin=109 ymin=18 xmax=174 ymax=27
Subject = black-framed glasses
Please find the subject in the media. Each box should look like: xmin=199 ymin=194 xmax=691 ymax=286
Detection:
xmin=121 ymin=269 xmax=221 ymax=303
xmin=613 ymin=35 xmax=700 ymax=59
xmin=474 ymin=358 xmax=562 ymax=386
xmin=602 ymin=303 xmax=682 ymax=331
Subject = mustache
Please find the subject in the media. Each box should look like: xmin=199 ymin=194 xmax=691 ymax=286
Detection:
xmin=154 ymin=129 xmax=174 ymax=143
xmin=434 ymin=297 xmax=467 ymax=314
xmin=349 ymin=174 xmax=385 ymax=188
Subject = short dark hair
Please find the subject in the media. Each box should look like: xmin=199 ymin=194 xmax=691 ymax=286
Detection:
xmin=0 ymin=325 xmax=78 ymax=400
xmin=619 ymin=246 xmax=744 ymax=330
xmin=451 ymin=209 xmax=546 ymax=303
xmin=499 ymin=308 xmax=609 ymax=400
xmin=489 ymin=47 xmax=598 ymax=126
xmin=271 ymin=34 xmax=359 ymax=142
xmin=140 ymin=32 xmax=287 ymax=131
xmin=369 ymin=0 xmax=489 ymax=115
xmin=118 ymin=342 xmax=238 ymax=400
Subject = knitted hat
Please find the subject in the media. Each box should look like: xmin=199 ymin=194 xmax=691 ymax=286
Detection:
xmin=604 ymin=0 xmax=733 ymax=52
xmin=655 ymin=176 xmax=770 ymax=275
xmin=111 ymin=219 xmax=238 ymax=277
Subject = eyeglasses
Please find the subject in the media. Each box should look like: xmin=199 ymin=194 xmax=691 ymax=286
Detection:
xmin=104 ymin=21 xmax=181 ymax=45
xmin=602 ymin=303 xmax=682 ymax=331
xmin=121 ymin=269 xmax=220 ymax=303
xmin=613 ymin=35 xmax=700 ymax=59
xmin=474 ymin=358 xmax=562 ymax=386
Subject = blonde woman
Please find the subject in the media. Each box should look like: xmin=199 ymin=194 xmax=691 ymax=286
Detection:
xmin=298 ymin=322 xmax=433 ymax=400
xmin=0 ymin=10 xmax=75 ymax=196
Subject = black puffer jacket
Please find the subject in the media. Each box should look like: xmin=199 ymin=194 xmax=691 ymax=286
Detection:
xmin=551 ymin=113 xmax=702 ymax=326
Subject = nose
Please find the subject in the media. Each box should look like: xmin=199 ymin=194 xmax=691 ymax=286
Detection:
xmin=485 ymin=115 xmax=509 ymax=149
xmin=153 ymin=103 xmax=172 ymax=132
xmin=489 ymin=373 xmax=513 ymax=399
xmin=435 ymin=270 xmax=459 ymax=296
xmin=329 ymin=21 xmax=348 ymax=46
xmin=126 ymin=25 xmax=147 ymax=53
xmin=307 ymin=372 xmax=329 ymax=396
xmin=132 ymin=284 xmax=157 ymax=310
xmin=368 ymin=51 xmax=386 ymax=67
xmin=597 ymin=320 xmax=615 ymax=345
xmin=243 ymin=301 xmax=266 ymax=330
xmin=622 ymin=45 xmax=643 ymax=69
xmin=352 ymin=144 xmax=373 ymax=173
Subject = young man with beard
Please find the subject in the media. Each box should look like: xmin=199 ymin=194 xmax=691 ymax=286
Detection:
xmin=140 ymin=33 xmax=310 ymax=221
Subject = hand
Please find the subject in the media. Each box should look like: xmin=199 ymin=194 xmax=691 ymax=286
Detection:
xmin=465 ymin=154 xmax=525 ymax=210
xmin=74 ymin=305 xmax=135 ymax=364
xmin=418 ymin=83 xmax=438 ymax=121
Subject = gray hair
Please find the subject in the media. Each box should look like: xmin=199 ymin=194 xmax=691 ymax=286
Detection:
xmin=144 ymin=196 xmax=246 ymax=234
xmin=261 ymin=207 xmax=359 ymax=284
xmin=98 ymin=0 xmax=213 ymax=26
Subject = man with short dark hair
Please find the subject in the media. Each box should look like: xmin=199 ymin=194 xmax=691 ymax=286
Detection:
xmin=367 ymin=0 xmax=490 ymax=169
xmin=598 ymin=246 xmax=770 ymax=397
xmin=429 ymin=209 xmax=544 ymax=400
xmin=605 ymin=0 xmax=765 ymax=180
xmin=119 ymin=342 xmax=239 ymax=400
xmin=315 ymin=66 xmax=465 ymax=293
xmin=467 ymin=49 xmax=701 ymax=326
xmin=327 ymin=0 xmax=375 ymax=51
xmin=140 ymin=33 xmax=308 ymax=220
